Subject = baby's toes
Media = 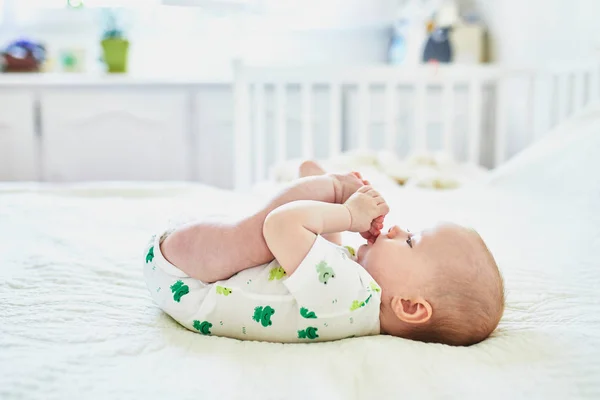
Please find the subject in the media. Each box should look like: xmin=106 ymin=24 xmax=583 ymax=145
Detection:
xmin=351 ymin=171 xmax=363 ymax=180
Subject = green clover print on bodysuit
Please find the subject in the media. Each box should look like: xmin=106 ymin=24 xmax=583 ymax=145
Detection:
xmin=269 ymin=266 xmax=286 ymax=281
xmin=300 ymin=307 xmax=317 ymax=319
xmin=252 ymin=306 xmax=275 ymax=327
xmin=297 ymin=327 xmax=319 ymax=340
xmin=170 ymin=280 xmax=189 ymax=302
xmin=315 ymin=261 xmax=335 ymax=284
xmin=193 ymin=320 xmax=212 ymax=335
xmin=146 ymin=246 xmax=155 ymax=263
xmin=215 ymin=286 xmax=232 ymax=296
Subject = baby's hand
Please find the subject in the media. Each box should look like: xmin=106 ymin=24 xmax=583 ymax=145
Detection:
xmin=358 ymin=178 xmax=385 ymax=243
xmin=361 ymin=215 xmax=385 ymax=245
xmin=343 ymin=186 xmax=390 ymax=233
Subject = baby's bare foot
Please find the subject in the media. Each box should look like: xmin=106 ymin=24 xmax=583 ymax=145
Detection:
xmin=299 ymin=160 xmax=365 ymax=204
xmin=299 ymin=160 xmax=326 ymax=177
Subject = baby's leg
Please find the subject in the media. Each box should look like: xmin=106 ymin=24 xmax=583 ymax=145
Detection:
xmin=298 ymin=161 xmax=342 ymax=246
xmin=161 ymin=172 xmax=347 ymax=283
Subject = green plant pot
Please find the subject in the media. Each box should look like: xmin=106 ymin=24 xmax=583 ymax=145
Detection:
xmin=101 ymin=39 xmax=129 ymax=73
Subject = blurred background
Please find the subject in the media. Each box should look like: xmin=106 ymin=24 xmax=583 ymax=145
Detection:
xmin=1 ymin=0 xmax=598 ymax=74
xmin=0 ymin=0 xmax=598 ymax=189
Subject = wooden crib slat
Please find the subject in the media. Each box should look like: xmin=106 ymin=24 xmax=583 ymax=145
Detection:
xmin=442 ymin=80 xmax=455 ymax=155
xmin=583 ymin=71 xmax=591 ymax=107
xmin=275 ymin=84 xmax=287 ymax=165
xmin=527 ymin=75 xmax=540 ymax=143
xmin=329 ymin=84 xmax=342 ymax=157
xmin=301 ymin=83 xmax=314 ymax=159
xmin=495 ymin=78 xmax=507 ymax=166
xmin=468 ymin=80 xmax=483 ymax=164
xmin=384 ymin=83 xmax=397 ymax=150
xmin=233 ymin=60 xmax=251 ymax=190
xmin=414 ymin=82 xmax=427 ymax=152
xmin=591 ymin=67 xmax=600 ymax=104
xmin=568 ymin=72 xmax=578 ymax=114
xmin=550 ymin=74 xmax=559 ymax=128
xmin=357 ymin=83 xmax=369 ymax=149
xmin=573 ymin=70 xmax=586 ymax=111
xmin=253 ymin=82 xmax=265 ymax=181
xmin=596 ymin=66 xmax=600 ymax=102
xmin=559 ymin=73 xmax=571 ymax=120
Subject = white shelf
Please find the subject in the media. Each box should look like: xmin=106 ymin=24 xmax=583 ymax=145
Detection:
xmin=0 ymin=72 xmax=232 ymax=86
xmin=161 ymin=0 xmax=260 ymax=13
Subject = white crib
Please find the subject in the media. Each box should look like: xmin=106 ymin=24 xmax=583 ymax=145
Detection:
xmin=233 ymin=60 xmax=600 ymax=190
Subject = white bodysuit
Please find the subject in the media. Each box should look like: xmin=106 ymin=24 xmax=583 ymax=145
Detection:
xmin=143 ymin=233 xmax=381 ymax=343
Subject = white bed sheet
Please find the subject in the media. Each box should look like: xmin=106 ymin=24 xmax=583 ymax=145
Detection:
xmin=1 ymin=106 xmax=600 ymax=399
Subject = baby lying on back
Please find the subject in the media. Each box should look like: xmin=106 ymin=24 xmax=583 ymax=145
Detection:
xmin=143 ymin=161 xmax=504 ymax=345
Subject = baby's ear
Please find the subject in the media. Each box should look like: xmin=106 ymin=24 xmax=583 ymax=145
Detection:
xmin=391 ymin=296 xmax=432 ymax=325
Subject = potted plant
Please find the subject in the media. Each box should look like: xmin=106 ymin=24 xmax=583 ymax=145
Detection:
xmin=101 ymin=10 xmax=129 ymax=73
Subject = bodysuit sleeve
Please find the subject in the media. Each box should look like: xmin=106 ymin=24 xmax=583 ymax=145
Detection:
xmin=282 ymin=235 xmax=381 ymax=318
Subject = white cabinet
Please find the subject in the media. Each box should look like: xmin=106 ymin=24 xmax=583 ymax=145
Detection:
xmin=194 ymin=88 xmax=234 ymax=189
xmin=41 ymin=90 xmax=190 ymax=182
xmin=0 ymin=91 xmax=37 ymax=181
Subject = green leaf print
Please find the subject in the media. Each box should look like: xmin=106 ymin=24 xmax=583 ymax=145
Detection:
xmin=369 ymin=282 xmax=381 ymax=293
xmin=297 ymin=327 xmax=319 ymax=340
xmin=170 ymin=280 xmax=189 ymax=302
xmin=146 ymin=246 xmax=155 ymax=263
xmin=315 ymin=261 xmax=335 ymax=284
xmin=300 ymin=307 xmax=317 ymax=319
xmin=350 ymin=294 xmax=373 ymax=311
xmin=344 ymin=246 xmax=356 ymax=257
xmin=193 ymin=320 xmax=212 ymax=335
xmin=252 ymin=306 xmax=275 ymax=327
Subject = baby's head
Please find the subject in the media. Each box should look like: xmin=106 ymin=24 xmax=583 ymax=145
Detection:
xmin=357 ymin=222 xmax=504 ymax=346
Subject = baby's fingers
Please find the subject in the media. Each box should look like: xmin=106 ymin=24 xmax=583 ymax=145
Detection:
xmin=369 ymin=225 xmax=381 ymax=238
xmin=361 ymin=231 xmax=374 ymax=241
xmin=371 ymin=218 xmax=383 ymax=230
xmin=378 ymin=201 xmax=390 ymax=216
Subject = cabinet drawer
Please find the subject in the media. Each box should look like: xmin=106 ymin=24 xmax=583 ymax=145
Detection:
xmin=0 ymin=91 xmax=37 ymax=181
xmin=41 ymin=90 xmax=190 ymax=182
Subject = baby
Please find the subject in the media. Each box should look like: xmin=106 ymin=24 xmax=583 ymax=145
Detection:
xmin=143 ymin=161 xmax=504 ymax=346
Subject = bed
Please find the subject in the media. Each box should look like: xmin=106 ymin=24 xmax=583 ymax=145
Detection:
xmin=1 ymin=104 xmax=599 ymax=399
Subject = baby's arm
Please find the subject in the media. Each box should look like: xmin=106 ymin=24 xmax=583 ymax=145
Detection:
xmin=264 ymin=186 xmax=389 ymax=275
xmin=161 ymin=173 xmax=362 ymax=283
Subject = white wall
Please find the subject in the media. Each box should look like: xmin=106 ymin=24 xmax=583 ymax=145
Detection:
xmin=0 ymin=3 xmax=393 ymax=76
xmin=472 ymin=0 xmax=600 ymax=64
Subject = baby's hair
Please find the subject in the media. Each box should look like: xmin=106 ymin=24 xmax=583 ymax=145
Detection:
xmin=406 ymin=228 xmax=505 ymax=346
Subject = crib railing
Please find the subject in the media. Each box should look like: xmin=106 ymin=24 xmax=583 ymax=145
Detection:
xmin=233 ymin=60 xmax=600 ymax=190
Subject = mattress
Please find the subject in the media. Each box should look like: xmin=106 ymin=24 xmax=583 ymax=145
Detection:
xmin=1 ymin=106 xmax=600 ymax=399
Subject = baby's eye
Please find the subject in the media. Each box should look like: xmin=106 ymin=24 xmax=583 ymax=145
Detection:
xmin=406 ymin=237 xmax=413 ymax=248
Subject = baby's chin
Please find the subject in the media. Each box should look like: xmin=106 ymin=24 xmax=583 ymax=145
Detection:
xmin=357 ymin=234 xmax=384 ymax=265
xmin=357 ymin=243 xmax=369 ymax=265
